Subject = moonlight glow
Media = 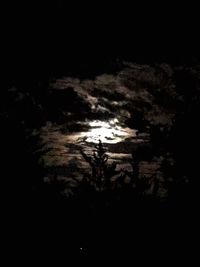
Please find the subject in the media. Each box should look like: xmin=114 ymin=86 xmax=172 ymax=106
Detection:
xmin=85 ymin=119 xmax=136 ymax=143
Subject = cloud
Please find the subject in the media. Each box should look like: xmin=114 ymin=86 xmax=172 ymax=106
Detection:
xmin=47 ymin=62 xmax=179 ymax=135
xmin=39 ymin=62 xmax=184 ymax=182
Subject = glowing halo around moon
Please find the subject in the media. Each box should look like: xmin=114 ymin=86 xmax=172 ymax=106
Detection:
xmin=84 ymin=119 xmax=136 ymax=144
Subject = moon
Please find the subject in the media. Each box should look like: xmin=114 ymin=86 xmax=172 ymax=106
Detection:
xmin=84 ymin=119 xmax=136 ymax=144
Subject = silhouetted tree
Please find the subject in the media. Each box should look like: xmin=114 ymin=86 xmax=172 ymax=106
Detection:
xmin=80 ymin=140 xmax=120 ymax=191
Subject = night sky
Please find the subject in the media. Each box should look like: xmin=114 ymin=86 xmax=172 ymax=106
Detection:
xmin=1 ymin=2 xmax=200 ymax=263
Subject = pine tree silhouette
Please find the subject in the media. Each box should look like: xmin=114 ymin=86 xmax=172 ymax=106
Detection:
xmin=80 ymin=140 xmax=120 ymax=191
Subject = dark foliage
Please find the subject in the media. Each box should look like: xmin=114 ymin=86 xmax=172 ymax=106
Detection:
xmin=80 ymin=140 xmax=120 ymax=191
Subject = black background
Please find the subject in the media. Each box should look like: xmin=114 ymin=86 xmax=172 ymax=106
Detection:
xmin=2 ymin=2 xmax=200 ymax=85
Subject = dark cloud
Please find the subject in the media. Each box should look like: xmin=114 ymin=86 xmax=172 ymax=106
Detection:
xmin=43 ymin=62 xmax=192 ymax=137
xmin=46 ymin=87 xmax=91 ymax=123
xmin=6 ymin=62 xmax=198 ymax=196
